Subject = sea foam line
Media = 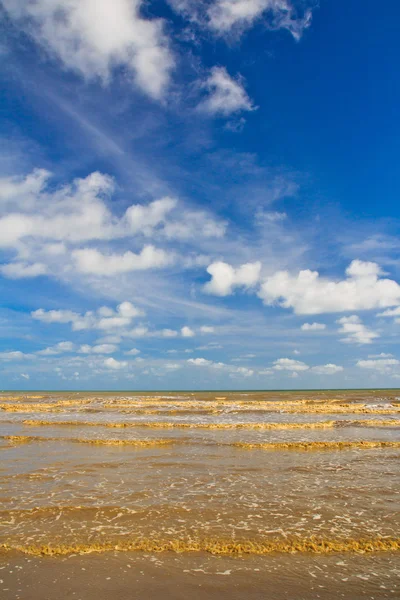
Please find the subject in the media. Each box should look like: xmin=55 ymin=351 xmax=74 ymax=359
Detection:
xmin=1 ymin=537 xmax=399 ymax=557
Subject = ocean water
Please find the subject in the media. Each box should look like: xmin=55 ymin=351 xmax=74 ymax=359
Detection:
xmin=0 ymin=390 xmax=399 ymax=599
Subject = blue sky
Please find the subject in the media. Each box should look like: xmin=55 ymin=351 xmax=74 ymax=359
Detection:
xmin=0 ymin=0 xmax=400 ymax=390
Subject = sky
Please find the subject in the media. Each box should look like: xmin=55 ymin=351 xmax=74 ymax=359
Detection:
xmin=0 ymin=0 xmax=400 ymax=391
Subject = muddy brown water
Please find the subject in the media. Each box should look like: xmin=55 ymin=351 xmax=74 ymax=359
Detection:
xmin=0 ymin=390 xmax=399 ymax=599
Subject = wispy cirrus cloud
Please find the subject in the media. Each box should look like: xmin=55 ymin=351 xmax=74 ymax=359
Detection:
xmin=169 ymin=0 xmax=313 ymax=40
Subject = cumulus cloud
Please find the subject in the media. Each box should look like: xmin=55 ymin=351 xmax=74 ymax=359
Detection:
xmin=104 ymin=357 xmax=128 ymax=370
xmin=0 ymin=173 xmax=175 ymax=247
xmin=37 ymin=341 xmax=75 ymax=355
xmin=73 ymin=245 xmax=173 ymax=275
xmin=356 ymin=358 xmax=399 ymax=374
xmin=310 ymin=364 xmax=343 ymax=375
xmin=259 ymin=260 xmax=400 ymax=314
xmin=337 ymin=315 xmax=379 ymax=345
xmin=198 ymin=67 xmax=255 ymax=116
xmin=125 ymin=197 xmax=177 ymax=234
xmin=125 ymin=348 xmax=141 ymax=356
xmin=187 ymin=355 xmax=341 ymax=378
xmin=272 ymin=358 xmax=343 ymax=375
xmin=187 ymin=357 xmax=253 ymax=376
xmin=200 ymin=326 xmax=215 ymax=333
xmin=32 ymin=301 xmax=143 ymax=331
xmin=272 ymin=358 xmax=309 ymax=371
xmin=0 ymin=351 xmax=35 ymax=361
xmin=0 ymin=261 xmax=48 ymax=279
xmin=2 ymin=0 xmax=174 ymax=99
xmin=204 ymin=260 xmax=261 ymax=296
xmin=0 ymin=170 xmax=225 ymax=280
xmin=181 ymin=326 xmax=195 ymax=337
xmin=258 ymin=368 xmax=274 ymax=375
xmin=0 ymin=171 xmax=116 ymax=248
xmin=301 ymin=322 xmax=326 ymax=331
xmin=160 ymin=329 xmax=178 ymax=338
xmin=377 ymin=306 xmax=400 ymax=323
xmin=0 ymin=168 xmax=50 ymax=207
xmin=125 ymin=326 xmax=150 ymax=338
xmin=78 ymin=344 xmax=117 ymax=354
xmin=163 ymin=210 xmax=226 ymax=240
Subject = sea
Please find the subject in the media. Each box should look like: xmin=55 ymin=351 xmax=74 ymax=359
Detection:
xmin=0 ymin=390 xmax=399 ymax=599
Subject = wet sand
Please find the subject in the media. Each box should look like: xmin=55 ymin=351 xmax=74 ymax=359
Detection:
xmin=0 ymin=390 xmax=399 ymax=598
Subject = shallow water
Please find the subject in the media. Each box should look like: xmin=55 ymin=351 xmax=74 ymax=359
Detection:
xmin=0 ymin=390 xmax=399 ymax=598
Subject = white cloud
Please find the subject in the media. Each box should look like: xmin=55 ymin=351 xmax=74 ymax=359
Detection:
xmin=378 ymin=306 xmax=400 ymax=317
xmin=169 ymin=0 xmax=312 ymax=40
xmin=272 ymin=358 xmax=309 ymax=372
xmin=310 ymin=364 xmax=343 ymax=375
xmin=378 ymin=306 xmax=400 ymax=324
xmin=258 ymin=368 xmax=274 ymax=375
xmin=200 ymin=326 xmax=215 ymax=333
xmin=198 ymin=67 xmax=255 ymax=116
xmin=3 ymin=0 xmax=174 ymax=99
xmin=272 ymin=358 xmax=342 ymax=375
xmin=187 ymin=357 xmax=253 ymax=376
xmin=259 ymin=260 xmax=400 ymax=314
xmin=31 ymin=309 xmax=79 ymax=325
xmin=125 ymin=197 xmax=177 ymax=234
xmin=37 ymin=341 xmax=75 ymax=355
xmin=0 ymin=351 xmax=35 ymax=361
xmin=256 ymin=211 xmax=287 ymax=224
xmin=73 ymin=245 xmax=173 ymax=275
xmin=0 ymin=261 xmax=47 ymax=279
xmin=125 ymin=197 xmax=225 ymax=241
xmin=78 ymin=344 xmax=117 ymax=354
xmin=20 ymin=373 xmax=30 ymax=380
xmin=163 ymin=210 xmax=226 ymax=240
xmin=0 ymin=170 xmax=225 ymax=280
xmin=126 ymin=326 xmax=150 ymax=338
xmin=301 ymin=322 xmax=326 ymax=331
xmin=356 ymin=358 xmax=400 ymax=374
xmin=204 ymin=260 xmax=261 ymax=296
xmin=104 ymin=357 xmax=128 ymax=370
xmin=337 ymin=315 xmax=379 ymax=345
xmin=368 ymin=353 xmax=393 ymax=359
xmin=181 ymin=326 xmax=195 ymax=337
xmin=123 ymin=326 xmax=208 ymax=340
xmin=125 ymin=348 xmax=140 ymax=356
xmin=163 ymin=362 xmax=182 ymax=371
xmin=207 ymin=0 xmax=312 ymax=39
xmin=32 ymin=301 xmax=143 ymax=331
xmin=0 ymin=168 xmax=50 ymax=208
xmin=188 ymin=357 xmax=212 ymax=366
xmin=196 ymin=343 xmax=222 ymax=350
xmin=160 ymin=329 xmax=179 ymax=338
xmin=0 ymin=171 xmax=115 ymax=248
